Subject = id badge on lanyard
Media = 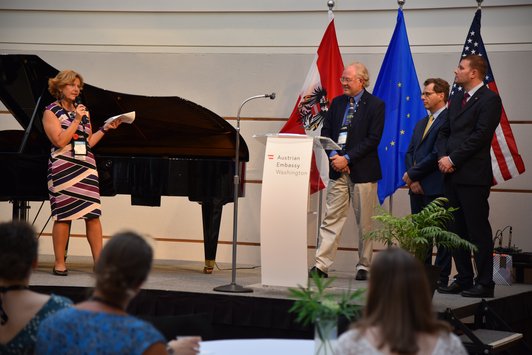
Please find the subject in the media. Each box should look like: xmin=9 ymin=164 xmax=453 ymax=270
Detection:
xmin=338 ymin=131 xmax=347 ymax=146
xmin=73 ymin=140 xmax=87 ymax=159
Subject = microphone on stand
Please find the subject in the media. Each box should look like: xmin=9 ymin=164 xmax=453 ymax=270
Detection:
xmin=213 ymin=91 xmax=276 ymax=294
xmin=74 ymin=96 xmax=89 ymax=124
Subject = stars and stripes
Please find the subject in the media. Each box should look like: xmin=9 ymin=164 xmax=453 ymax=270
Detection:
xmin=451 ymin=9 xmax=525 ymax=183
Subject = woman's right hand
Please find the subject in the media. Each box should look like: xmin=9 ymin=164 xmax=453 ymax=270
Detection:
xmin=167 ymin=337 xmax=201 ymax=355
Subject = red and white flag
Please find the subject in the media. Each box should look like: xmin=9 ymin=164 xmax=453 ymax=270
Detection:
xmin=280 ymin=13 xmax=344 ymax=193
xmin=451 ymin=9 xmax=525 ymax=183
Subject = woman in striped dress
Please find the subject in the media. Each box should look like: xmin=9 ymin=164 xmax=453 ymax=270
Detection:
xmin=43 ymin=70 xmax=122 ymax=276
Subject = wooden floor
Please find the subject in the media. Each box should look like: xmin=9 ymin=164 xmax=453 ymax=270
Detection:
xmin=32 ymin=254 xmax=532 ymax=315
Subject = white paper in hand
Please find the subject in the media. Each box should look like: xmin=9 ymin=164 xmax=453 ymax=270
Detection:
xmin=104 ymin=111 xmax=135 ymax=124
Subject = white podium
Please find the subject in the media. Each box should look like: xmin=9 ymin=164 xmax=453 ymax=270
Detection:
xmin=256 ymin=133 xmax=339 ymax=287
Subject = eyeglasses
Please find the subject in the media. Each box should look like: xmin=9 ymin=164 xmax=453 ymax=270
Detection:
xmin=421 ymin=91 xmax=437 ymax=97
xmin=339 ymin=77 xmax=358 ymax=84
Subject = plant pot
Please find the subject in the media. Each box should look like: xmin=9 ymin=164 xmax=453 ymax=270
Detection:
xmin=314 ymin=316 xmax=337 ymax=355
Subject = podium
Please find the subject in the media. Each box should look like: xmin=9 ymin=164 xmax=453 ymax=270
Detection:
xmin=255 ymin=133 xmax=339 ymax=287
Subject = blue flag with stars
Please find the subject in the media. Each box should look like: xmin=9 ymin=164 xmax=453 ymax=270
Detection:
xmin=373 ymin=9 xmax=426 ymax=204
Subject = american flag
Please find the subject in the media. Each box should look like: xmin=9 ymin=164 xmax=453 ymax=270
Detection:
xmin=450 ymin=9 xmax=525 ymax=183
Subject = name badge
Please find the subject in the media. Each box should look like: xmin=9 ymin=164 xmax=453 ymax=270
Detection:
xmin=73 ymin=140 xmax=87 ymax=158
xmin=338 ymin=131 xmax=347 ymax=145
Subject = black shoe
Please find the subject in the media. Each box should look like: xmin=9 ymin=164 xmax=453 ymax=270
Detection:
xmin=309 ymin=266 xmax=328 ymax=278
xmin=461 ymin=284 xmax=494 ymax=298
xmin=437 ymin=278 xmax=449 ymax=287
xmin=437 ymin=281 xmax=463 ymax=294
xmin=355 ymin=269 xmax=368 ymax=281
xmin=52 ymin=268 xmax=68 ymax=276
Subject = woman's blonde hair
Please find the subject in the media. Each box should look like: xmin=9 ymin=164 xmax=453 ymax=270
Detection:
xmin=48 ymin=70 xmax=84 ymax=99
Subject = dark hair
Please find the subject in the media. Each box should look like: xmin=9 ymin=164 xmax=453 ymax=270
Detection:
xmin=0 ymin=220 xmax=38 ymax=281
xmin=462 ymin=54 xmax=487 ymax=80
xmin=424 ymin=78 xmax=450 ymax=103
xmin=355 ymin=248 xmax=450 ymax=354
xmin=94 ymin=231 xmax=153 ymax=304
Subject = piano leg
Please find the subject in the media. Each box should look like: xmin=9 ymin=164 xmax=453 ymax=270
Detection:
xmin=201 ymin=197 xmax=225 ymax=274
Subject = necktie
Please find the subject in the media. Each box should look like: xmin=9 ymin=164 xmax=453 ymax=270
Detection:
xmin=461 ymin=92 xmax=470 ymax=108
xmin=338 ymin=97 xmax=355 ymax=148
xmin=422 ymin=115 xmax=434 ymax=139
xmin=345 ymin=97 xmax=355 ymax=126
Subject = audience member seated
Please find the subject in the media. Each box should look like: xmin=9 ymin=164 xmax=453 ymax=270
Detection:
xmin=0 ymin=220 xmax=72 ymax=354
xmin=336 ymin=248 xmax=467 ymax=355
xmin=36 ymin=231 xmax=201 ymax=355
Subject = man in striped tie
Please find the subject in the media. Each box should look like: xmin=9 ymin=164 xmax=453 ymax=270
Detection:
xmin=403 ymin=78 xmax=451 ymax=287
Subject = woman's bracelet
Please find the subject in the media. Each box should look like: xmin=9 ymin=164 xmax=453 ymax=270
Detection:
xmin=98 ymin=126 xmax=108 ymax=134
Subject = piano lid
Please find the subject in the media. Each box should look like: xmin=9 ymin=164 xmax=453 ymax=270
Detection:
xmin=0 ymin=54 xmax=248 ymax=159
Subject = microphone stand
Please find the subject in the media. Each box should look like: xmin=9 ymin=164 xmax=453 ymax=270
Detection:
xmin=214 ymin=93 xmax=275 ymax=293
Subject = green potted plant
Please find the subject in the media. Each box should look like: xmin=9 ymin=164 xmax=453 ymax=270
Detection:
xmin=288 ymin=273 xmax=364 ymax=355
xmin=364 ymin=197 xmax=477 ymax=292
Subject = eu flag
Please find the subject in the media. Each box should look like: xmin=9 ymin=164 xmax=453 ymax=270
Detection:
xmin=373 ymin=9 xmax=426 ymax=204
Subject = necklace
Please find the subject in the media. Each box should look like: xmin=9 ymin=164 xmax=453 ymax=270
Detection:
xmin=90 ymin=296 xmax=125 ymax=311
xmin=0 ymin=285 xmax=30 ymax=325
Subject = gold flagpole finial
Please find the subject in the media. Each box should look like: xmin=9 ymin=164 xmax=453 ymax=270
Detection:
xmin=477 ymin=0 xmax=483 ymax=10
xmin=398 ymin=0 xmax=405 ymax=10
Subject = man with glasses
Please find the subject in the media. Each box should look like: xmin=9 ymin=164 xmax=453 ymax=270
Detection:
xmin=403 ymin=78 xmax=451 ymax=287
xmin=309 ymin=62 xmax=384 ymax=281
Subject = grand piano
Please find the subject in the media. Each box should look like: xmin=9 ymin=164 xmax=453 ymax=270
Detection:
xmin=0 ymin=54 xmax=248 ymax=273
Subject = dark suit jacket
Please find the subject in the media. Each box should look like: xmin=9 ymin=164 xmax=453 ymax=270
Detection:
xmin=405 ymin=109 xmax=447 ymax=196
xmin=321 ymin=90 xmax=385 ymax=183
xmin=436 ymin=85 xmax=502 ymax=186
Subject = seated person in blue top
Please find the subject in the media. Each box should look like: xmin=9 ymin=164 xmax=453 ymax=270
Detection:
xmin=36 ymin=231 xmax=201 ymax=355
xmin=0 ymin=220 xmax=72 ymax=354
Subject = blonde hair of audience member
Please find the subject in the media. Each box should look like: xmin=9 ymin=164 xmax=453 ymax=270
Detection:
xmin=345 ymin=248 xmax=463 ymax=355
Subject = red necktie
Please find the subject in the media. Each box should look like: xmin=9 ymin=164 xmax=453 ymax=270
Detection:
xmin=461 ymin=92 xmax=470 ymax=108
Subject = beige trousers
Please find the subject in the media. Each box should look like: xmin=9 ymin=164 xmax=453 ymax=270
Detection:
xmin=315 ymin=174 xmax=378 ymax=273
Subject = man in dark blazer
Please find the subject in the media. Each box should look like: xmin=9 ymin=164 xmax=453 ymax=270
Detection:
xmin=436 ymin=54 xmax=502 ymax=298
xmin=404 ymin=78 xmax=451 ymax=286
xmin=309 ymin=62 xmax=384 ymax=281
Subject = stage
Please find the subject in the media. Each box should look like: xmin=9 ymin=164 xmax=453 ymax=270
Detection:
xmin=31 ymin=255 xmax=532 ymax=346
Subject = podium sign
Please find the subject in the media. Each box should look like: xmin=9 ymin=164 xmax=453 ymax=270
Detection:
xmin=260 ymin=135 xmax=313 ymax=287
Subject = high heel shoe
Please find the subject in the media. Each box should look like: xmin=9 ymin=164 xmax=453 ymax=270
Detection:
xmin=203 ymin=259 xmax=215 ymax=274
xmin=52 ymin=268 xmax=68 ymax=276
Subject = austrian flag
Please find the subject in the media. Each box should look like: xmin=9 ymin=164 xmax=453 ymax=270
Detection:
xmin=280 ymin=14 xmax=344 ymax=193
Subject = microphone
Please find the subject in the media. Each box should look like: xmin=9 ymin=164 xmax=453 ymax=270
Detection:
xmin=74 ymin=96 xmax=89 ymax=124
xmin=266 ymin=93 xmax=276 ymax=100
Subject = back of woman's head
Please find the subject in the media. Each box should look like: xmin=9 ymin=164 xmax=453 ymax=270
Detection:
xmin=359 ymin=248 xmax=449 ymax=353
xmin=0 ymin=220 xmax=37 ymax=281
xmin=94 ymin=231 xmax=153 ymax=303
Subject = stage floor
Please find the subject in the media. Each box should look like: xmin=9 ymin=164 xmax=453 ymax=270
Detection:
xmin=32 ymin=255 xmax=532 ymax=316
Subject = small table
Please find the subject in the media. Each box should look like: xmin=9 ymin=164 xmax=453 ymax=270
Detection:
xmin=200 ymin=338 xmax=313 ymax=355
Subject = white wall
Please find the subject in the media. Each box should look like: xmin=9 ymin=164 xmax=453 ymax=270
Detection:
xmin=1 ymin=0 xmax=531 ymax=271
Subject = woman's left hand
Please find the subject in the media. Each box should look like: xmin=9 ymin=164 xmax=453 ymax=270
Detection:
xmin=103 ymin=118 xmax=123 ymax=131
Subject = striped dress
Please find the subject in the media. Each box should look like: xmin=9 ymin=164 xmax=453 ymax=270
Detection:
xmin=46 ymin=102 xmax=102 ymax=221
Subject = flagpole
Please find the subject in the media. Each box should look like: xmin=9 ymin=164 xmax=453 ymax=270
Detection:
xmin=314 ymin=0 xmax=335 ymax=250
xmin=477 ymin=0 xmax=483 ymax=10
